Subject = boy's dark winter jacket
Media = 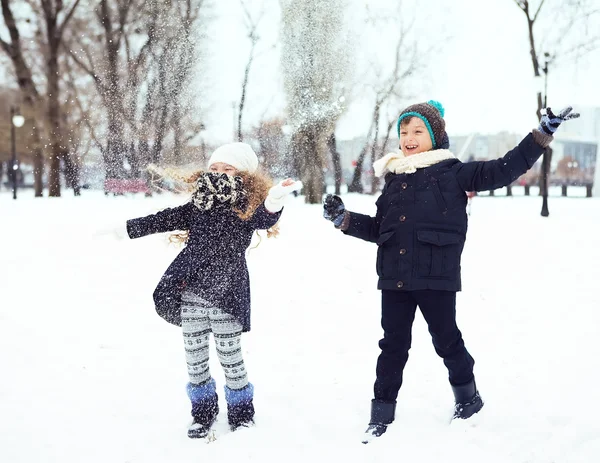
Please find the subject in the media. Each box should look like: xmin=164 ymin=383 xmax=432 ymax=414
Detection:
xmin=127 ymin=202 xmax=280 ymax=331
xmin=343 ymin=132 xmax=546 ymax=292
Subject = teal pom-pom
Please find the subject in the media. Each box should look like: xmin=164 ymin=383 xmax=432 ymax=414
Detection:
xmin=427 ymin=100 xmax=445 ymax=118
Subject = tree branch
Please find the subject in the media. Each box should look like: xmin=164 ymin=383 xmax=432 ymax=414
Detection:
xmin=57 ymin=0 xmax=83 ymax=40
xmin=67 ymin=47 xmax=105 ymax=89
xmin=0 ymin=37 xmax=12 ymax=55
xmin=513 ymin=0 xmax=528 ymax=13
xmin=1 ymin=0 xmax=22 ymax=50
xmin=533 ymin=0 xmax=546 ymax=22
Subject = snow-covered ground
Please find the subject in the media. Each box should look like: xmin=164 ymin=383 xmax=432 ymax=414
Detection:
xmin=1 ymin=190 xmax=599 ymax=462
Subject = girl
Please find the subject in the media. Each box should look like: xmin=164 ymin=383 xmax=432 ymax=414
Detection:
xmin=126 ymin=142 xmax=301 ymax=438
xmin=323 ymin=102 xmax=579 ymax=442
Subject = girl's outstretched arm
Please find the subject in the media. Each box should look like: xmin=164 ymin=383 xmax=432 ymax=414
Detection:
xmin=126 ymin=202 xmax=194 ymax=239
xmin=248 ymin=178 xmax=301 ymax=230
xmin=247 ymin=203 xmax=282 ymax=230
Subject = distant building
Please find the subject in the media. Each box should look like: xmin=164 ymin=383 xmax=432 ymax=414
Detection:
xmin=449 ymin=132 xmax=522 ymax=162
xmin=334 ymin=136 xmax=398 ymax=187
xmin=552 ymin=106 xmax=599 ymax=188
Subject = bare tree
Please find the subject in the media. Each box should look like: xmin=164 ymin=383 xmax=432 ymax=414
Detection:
xmin=252 ymin=116 xmax=287 ymax=176
xmin=512 ymin=0 xmax=599 ymax=216
xmin=1 ymin=0 xmax=47 ymax=196
xmin=148 ymin=0 xmax=206 ymax=166
xmin=67 ymin=0 xmax=210 ymax=182
xmin=280 ymin=0 xmax=350 ymax=203
xmin=236 ymin=0 xmax=265 ymax=142
xmin=63 ymin=51 xmax=105 ymax=162
xmin=39 ymin=0 xmax=82 ymax=196
xmin=370 ymin=118 xmax=395 ymax=194
xmin=67 ymin=0 xmax=147 ymax=181
xmin=348 ymin=1 xmax=425 ymax=194
xmin=327 ymin=133 xmax=342 ymax=195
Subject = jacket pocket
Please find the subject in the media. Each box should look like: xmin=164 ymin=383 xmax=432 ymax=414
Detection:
xmin=377 ymin=231 xmax=395 ymax=245
xmin=376 ymin=231 xmax=395 ymax=276
xmin=430 ymin=177 xmax=448 ymax=215
xmin=416 ymin=230 xmax=462 ymax=278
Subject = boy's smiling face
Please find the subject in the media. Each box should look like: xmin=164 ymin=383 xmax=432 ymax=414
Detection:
xmin=399 ymin=117 xmax=433 ymax=156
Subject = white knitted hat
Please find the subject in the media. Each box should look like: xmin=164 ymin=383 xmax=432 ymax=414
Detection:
xmin=207 ymin=142 xmax=259 ymax=173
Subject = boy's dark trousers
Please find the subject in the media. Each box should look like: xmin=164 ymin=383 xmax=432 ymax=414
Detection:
xmin=374 ymin=289 xmax=475 ymax=402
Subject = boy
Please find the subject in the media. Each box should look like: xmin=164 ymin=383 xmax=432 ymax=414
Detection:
xmin=323 ymin=101 xmax=579 ymax=442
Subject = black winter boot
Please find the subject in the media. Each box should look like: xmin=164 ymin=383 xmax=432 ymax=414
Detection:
xmin=227 ymin=401 xmax=255 ymax=431
xmin=362 ymin=400 xmax=396 ymax=444
xmin=451 ymin=379 xmax=483 ymax=420
xmin=188 ymin=394 xmax=219 ymax=438
xmin=225 ymin=383 xmax=255 ymax=431
xmin=187 ymin=380 xmax=219 ymax=439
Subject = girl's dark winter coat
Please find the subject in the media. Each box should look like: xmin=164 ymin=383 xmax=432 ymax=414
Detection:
xmin=127 ymin=202 xmax=280 ymax=332
xmin=344 ymin=132 xmax=546 ymax=292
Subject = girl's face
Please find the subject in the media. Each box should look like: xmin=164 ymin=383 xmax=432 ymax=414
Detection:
xmin=209 ymin=162 xmax=238 ymax=175
xmin=399 ymin=117 xmax=433 ymax=156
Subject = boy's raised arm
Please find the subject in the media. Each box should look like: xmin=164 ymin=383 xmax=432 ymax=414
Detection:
xmin=453 ymin=106 xmax=579 ymax=192
xmin=453 ymin=131 xmax=550 ymax=192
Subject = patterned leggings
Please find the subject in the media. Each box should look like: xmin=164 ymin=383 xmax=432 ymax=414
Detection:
xmin=181 ymin=291 xmax=248 ymax=390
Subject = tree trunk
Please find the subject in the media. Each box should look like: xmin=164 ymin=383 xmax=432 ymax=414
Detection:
xmin=293 ymin=124 xmax=325 ymax=204
xmin=40 ymin=0 xmax=82 ymax=196
xmin=369 ymin=106 xmax=381 ymax=195
xmin=172 ymin=103 xmax=182 ymax=164
xmin=62 ymin=149 xmax=80 ymax=196
xmin=348 ymin=143 xmax=370 ymax=193
xmin=101 ymin=0 xmax=127 ymax=180
xmin=327 ymin=133 xmax=342 ymax=195
xmin=31 ymin=125 xmax=44 ymax=197
xmin=0 ymin=0 xmax=46 ymax=196
xmin=237 ymin=56 xmax=253 ymax=142
xmin=151 ymin=102 xmax=169 ymax=164
xmin=47 ymin=44 xmax=62 ymax=197
xmin=349 ymin=106 xmax=377 ymax=193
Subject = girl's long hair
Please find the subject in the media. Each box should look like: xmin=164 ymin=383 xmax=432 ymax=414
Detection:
xmin=147 ymin=165 xmax=280 ymax=246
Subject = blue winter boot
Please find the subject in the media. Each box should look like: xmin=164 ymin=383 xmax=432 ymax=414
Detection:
xmin=225 ymin=383 xmax=255 ymax=431
xmin=187 ymin=379 xmax=219 ymax=438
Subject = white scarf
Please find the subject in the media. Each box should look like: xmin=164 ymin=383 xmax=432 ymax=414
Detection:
xmin=373 ymin=149 xmax=456 ymax=177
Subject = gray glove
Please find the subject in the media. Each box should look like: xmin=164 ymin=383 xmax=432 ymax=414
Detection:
xmin=323 ymin=194 xmax=346 ymax=227
xmin=538 ymin=106 xmax=580 ymax=135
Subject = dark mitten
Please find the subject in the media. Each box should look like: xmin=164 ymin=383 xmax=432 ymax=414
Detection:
xmin=323 ymin=194 xmax=346 ymax=227
xmin=538 ymin=106 xmax=580 ymax=135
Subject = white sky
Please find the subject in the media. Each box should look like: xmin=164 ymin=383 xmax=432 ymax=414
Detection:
xmin=0 ymin=0 xmax=596 ymax=145
xmin=204 ymin=0 xmax=600 ymax=143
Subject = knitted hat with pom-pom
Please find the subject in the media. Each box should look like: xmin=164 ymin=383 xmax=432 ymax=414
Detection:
xmin=397 ymin=100 xmax=447 ymax=149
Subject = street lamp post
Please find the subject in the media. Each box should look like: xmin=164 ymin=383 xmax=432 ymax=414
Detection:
xmin=540 ymin=53 xmax=551 ymax=217
xmin=10 ymin=106 xmax=25 ymax=200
